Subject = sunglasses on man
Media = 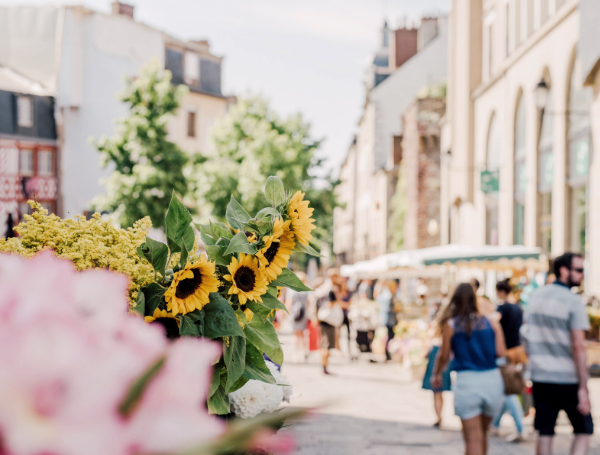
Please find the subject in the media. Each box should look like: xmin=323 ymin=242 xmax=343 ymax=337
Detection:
xmin=571 ymin=267 xmax=584 ymax=273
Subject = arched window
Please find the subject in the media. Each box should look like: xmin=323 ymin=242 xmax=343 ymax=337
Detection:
xmin=514 ymin=95 xmax=526 ymax=245
xmin=567 ymin=58 xmax=592 ymax=253
xmin=485 ymin=114 xmax=501 ymax=245
xmin=537 ymin=86 xmax=553 ymax=254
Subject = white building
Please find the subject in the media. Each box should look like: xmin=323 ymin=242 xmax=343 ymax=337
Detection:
xmin=442 ymin=0 xmax=600 ymax=294
xmin=0 ymin=2 xmax=228 ymax=220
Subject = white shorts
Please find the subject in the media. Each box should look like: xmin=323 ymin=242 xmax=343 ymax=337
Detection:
xmin=453 ymin=368 xmax=504 ymax=420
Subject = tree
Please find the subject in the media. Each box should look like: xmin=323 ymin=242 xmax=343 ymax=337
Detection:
xmin=93 ymin=61 xmax=190 ymax=229
xmin=194 ymin=97 xmax=337 ymax=251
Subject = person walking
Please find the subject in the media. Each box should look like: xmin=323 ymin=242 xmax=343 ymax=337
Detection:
xmin=318 ymin=285 xmax=344 ymax=375
xmin=376 ymin=280 xmax=400 ymax=361
xmin=523 ymin=253 xmax=593 ymax=455
xmin=490 ymin=279 xmax=527 ymax=442
xmin=433 ymin=283 xmax=506 ymax=455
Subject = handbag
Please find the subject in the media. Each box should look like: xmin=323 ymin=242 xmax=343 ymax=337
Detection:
xmin=499 ymin=363 xmax=526 ymax=395
xmin=317 ymin=302 xmax=344 ymax=328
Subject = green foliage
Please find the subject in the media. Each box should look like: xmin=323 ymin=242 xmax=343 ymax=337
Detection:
xmin=93 ymin=60 xmax=191 ymax=229
xmin=223 ymin=336 xmax=246 ymax=392
xmin=271 ymin=268 xmax=312 ymax=291
xmin=193 ymin=97 xmax=337 ymax=250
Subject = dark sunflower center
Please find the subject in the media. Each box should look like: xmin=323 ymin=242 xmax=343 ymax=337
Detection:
xmin=175 ymin=268 xmax=203 ymax=299
xmin=234 ymin=266 xmax=256 ymax=292
xmin=264 ymin=241 xmax=280 ymax=264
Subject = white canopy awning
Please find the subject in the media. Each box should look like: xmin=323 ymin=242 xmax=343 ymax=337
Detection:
xmin=340 ymin=244 xmax=546 ymax=279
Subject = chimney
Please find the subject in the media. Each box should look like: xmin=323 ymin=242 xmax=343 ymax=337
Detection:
xmin=418 ymin=17 xmax=438 ymax=51
xmin=389 ymin=27 xmax=418 ymax=69
xmin=112 ymin=1 xmax=134 ymax=19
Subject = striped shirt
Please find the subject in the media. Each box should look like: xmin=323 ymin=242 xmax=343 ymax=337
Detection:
xmin=523 ymin=282 xmax=590 ymax=384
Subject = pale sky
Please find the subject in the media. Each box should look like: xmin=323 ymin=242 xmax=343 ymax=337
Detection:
xmin=8 ymin=0 xmax=450 ymax=174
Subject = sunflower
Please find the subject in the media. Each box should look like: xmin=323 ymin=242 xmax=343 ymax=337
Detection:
xmin=287 ymin=191 xmax=316 ymax=246
xmin=224 ymin=253 xmax=269 ymax=305
xmin=144 ymin=308 xmax=176 ymax=323
xmin=164 ymin=256 xmax=220 ymax=316
xmin=256 ymin=219 xmax=295 ymax=282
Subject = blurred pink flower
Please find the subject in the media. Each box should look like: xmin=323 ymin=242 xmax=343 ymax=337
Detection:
xmin=0 ymin=251 xmax=223 ymax=455
xmin=251 ymin=428 xmax=296 ymax=455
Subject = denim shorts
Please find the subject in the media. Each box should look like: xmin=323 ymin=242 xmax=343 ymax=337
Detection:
xmin=453 ymin=368 xmax=504 ymax=420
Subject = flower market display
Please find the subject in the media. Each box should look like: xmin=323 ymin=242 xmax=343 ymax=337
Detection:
xmin=134 ymin=175 xmax=317 ymax=414
xmin=2 ymin=175 xmax=317 ymax=422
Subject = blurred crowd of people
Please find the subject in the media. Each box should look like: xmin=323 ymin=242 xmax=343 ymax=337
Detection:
xmin=279 ymin=252 xmax=594 ymax=455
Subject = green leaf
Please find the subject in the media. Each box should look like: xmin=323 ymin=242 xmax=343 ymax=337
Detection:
xmin=136 ymin=237 xmax=169 ymax=278
xmin=293 ymin=242 xmax=323 ymax=257
xmin=242 ymin=343 xmax=276 ymax=384
xmin=271 ymin=268 xmax=312 ymax=292
xmin=210 ymin=220 xmax=233 ymax=240
xmin=145 ymin=282 xmax=166 ymax=315
xmin=132 ymin=290 xmax=145 ymax=316
xmin=224 ymin=232 xmax=258 ymax=256
xmin=246 ymin=301 xmax=272 ymax=321
xmin=260 ymin=292 xmax=289 ymax=314
xmin=244 ymin=317 xmax=283 ymax=365
xmin=205 ymin=245 xmax=229 ymax=266
xmin=200 ymin=231 xmax=216 ymax=246
xmin=179 ymin=237 xmax=189 ymax=268
xmin=204 ymin=293 xmax=245 ymax=338
xmin=179 ymin=310 xmax=204 ymax=337
xmin=119 ymin=356 xmax=166 ymax=417
xmin=165 ymin=191 xmax=193 ymax=251
xmin=225 ymin=196 xmax=251 ymax=231
xmin=227 ymin=376 xmax=249 ymax=394
xmin=209 ymin=362 xmax=222 ymax=397
xmin=264 ymin=176 xmax=285 ymax=207
xmin=223 ymin=336 xmax=246 ymax=392
xmin=255 ymin=207 xmax=281 ymax=219
xmin=207 ymin=385 xmax=230 ymax=415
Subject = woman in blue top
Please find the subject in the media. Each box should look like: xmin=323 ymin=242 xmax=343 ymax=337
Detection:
xmin=433 ymin=283 xmax=506 ymax=455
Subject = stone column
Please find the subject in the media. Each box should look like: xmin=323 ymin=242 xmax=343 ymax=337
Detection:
xmin=587 ymin=73 xmax=600 ymax=296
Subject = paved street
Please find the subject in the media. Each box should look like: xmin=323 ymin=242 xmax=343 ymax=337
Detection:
xmin=278 ymin=334 xmax=600 ymax=455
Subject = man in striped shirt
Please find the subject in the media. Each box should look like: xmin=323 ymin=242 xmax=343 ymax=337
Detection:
xmin=524 ymin=253 xmax=593 ymax=455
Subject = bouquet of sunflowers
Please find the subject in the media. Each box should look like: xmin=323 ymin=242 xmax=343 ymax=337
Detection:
xmin=134 ymin=176 xmax=318 ymax=415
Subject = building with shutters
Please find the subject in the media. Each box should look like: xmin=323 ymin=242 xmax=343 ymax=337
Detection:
xmin=441 ymin=0 xmax=600 ymax=294
xmin=0 ymin=68 xmax=58 ymax=236
xmin=0 ymin=2 xmax=228 ymax=222
xmin=333 ymin=17 xmax=447 ymax=264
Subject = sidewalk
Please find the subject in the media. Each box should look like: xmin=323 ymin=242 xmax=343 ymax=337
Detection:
xmin=278 ymin=334 xmax=600 ymax=455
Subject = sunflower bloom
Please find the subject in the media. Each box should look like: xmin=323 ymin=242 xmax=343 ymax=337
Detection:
xmin=224 ymin=253 xmax=269 ymax=305
xmin=257 ymin=219 xmax=294 ymax=282
xmin=144 ymin=308 xmax=176 ymax=323
xmin=287 ymin=191 xmax=315 ymax=246
xmin=164 ymin=256 xmax=220 ymax=316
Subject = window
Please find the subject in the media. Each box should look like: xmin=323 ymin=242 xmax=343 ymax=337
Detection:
xmin=527 ymin=0 xmax=534 ymax=37
xmin=514 ymin=96 xmax=526 ymax=245
xmin=17 ymin=96 xmax=33 ymax=128
xmin=19 ymin=149 xmax=34 ymax=176
xmin=537 ymin=87 xmax=553 ymax=254
xmin=38 ymin=150 xmax=53 ymax=176
xmin=566 ymin=58 xmax=592 ymax=253
xmin=485 ymin=114 xmax=500 ymax=245
xmin=184 ymin=52 xmax=200 ymax=85
xmin=487 ymin=22 xmax=494 ymax=78
xmin=187 ymin=111 xmax=196 ymax=138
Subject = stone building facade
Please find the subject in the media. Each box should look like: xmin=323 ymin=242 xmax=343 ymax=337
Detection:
xmin=441 ymin=0 xmax=600 ymax=294
xmin=334 ymin=17 xmax=447 ymax=265
xmin=400 ymin=97 xmax=445 ymax=251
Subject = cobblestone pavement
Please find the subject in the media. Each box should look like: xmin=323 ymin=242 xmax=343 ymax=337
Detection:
xmin=278 ymin=334 xmax=600 ymax=455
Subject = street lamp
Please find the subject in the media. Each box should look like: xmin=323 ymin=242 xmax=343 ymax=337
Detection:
xmin=534 ymin=80 xmax=550 ymax=111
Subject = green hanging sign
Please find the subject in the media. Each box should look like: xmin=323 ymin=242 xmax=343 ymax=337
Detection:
xmin=481 ymin=170 xmax=499 ymax=194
